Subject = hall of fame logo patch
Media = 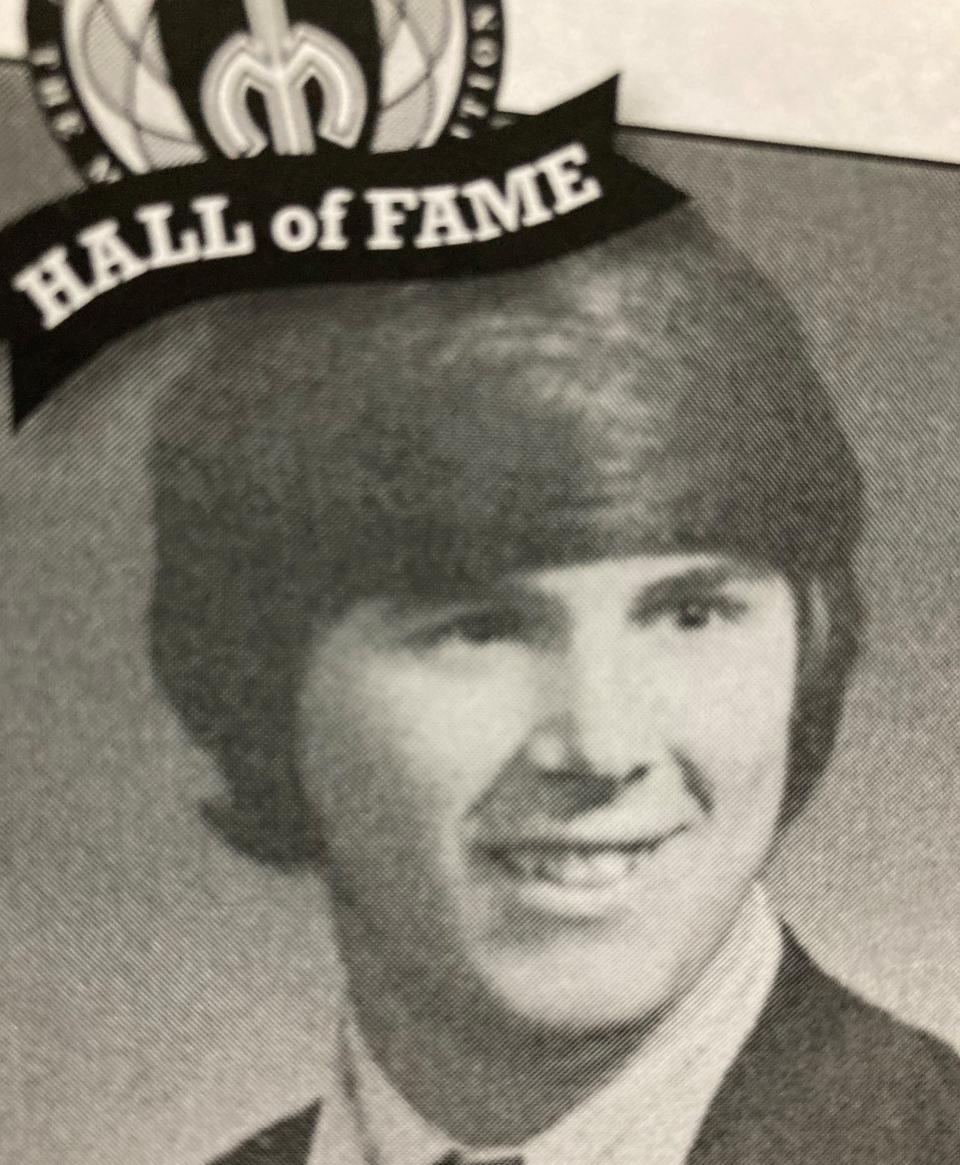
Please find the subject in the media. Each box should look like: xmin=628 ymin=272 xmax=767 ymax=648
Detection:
xmin=4 ymin=4 xmax=683 ymax=424
xmin=24 ymin=0 xmax=507 ymax=184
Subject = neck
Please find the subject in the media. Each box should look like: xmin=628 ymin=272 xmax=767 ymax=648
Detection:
xmin=334 ymin=919 xmax=674 ymax=1146
xmin=332 ymin=887 xmax=772 ymax=1148
xmin=348 ymin=968 xmax=656 ymax=1146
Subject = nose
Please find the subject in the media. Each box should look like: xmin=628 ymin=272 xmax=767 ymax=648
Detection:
xmin=529 ymin=632 xmax=652 ymax=788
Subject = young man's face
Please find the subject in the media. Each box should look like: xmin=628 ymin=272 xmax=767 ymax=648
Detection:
xmin=299 ymin=551 xmax=797 ymax=1031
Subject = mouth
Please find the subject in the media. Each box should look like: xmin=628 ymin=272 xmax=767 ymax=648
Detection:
xmin=483 ymin=831 xmax=687 ymax=890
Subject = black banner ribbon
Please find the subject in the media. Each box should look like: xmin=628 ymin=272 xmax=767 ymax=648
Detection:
xmin=0 ymin=79 xmax=685 ymax=426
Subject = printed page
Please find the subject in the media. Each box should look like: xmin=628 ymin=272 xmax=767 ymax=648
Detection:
xmin=2 ymin=4 xmax=958 ymax=1163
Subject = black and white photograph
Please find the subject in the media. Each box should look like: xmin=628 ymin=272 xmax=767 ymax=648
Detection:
xmin=2 ymin=3 xmax=959 ymax=1163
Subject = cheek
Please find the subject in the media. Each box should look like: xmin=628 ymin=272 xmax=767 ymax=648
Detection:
xmin=298 ymin=652 xmax=536 ymax=836
xmin=652 ymin=628 xmax=797 ymax=798
xmin=377 ymin=665 xmax=533 ymax=804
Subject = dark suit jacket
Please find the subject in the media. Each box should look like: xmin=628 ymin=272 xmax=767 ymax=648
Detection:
xmin=213 ymin=936 xmax=960 ymax=1164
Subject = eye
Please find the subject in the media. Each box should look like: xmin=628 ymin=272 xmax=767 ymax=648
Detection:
xmin=414 ymin=606 xmax=527 ymax=649
xmin=449 ymin=610 xmax=520 ymax=645
xmin=669 ymin=596 xmax=747 ymax=630
xmin=673 ymin=601 xmax=714 ymax=630
xmin=632 ymin=590 xmax=750 ymax=632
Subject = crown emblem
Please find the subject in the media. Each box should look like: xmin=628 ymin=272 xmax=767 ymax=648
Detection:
xmin=201 ymin=0 xmax=370 ymax=156
xmin=25 ymin=0 xmax=505 ymax=182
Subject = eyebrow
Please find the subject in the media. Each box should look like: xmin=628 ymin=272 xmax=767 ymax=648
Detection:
xmin=640 ymin=560 xmax=774 ymax=590
xmin=627 ymin=562 xmax=775 ymax=610
xmin=377 ymin=559 xmax=777 ymax=617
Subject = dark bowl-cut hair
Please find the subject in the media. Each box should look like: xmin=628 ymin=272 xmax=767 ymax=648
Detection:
xmin=150 ymin=203 xmax=865 ymax=866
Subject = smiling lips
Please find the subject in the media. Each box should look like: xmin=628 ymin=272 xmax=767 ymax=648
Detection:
xmin=486 ymin=830 xmax=687 ymax=889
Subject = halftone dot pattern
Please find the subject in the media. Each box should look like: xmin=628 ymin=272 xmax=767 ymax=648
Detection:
xmin=72 ymin=0 xmax=204 ymax=171
xmin=1 ymin=59 xmax=958 ymax=1165
xmin=371 ymin=0 xmax=465 ymax=149
xmin=61 ymin=0 xmax=470 ymax=168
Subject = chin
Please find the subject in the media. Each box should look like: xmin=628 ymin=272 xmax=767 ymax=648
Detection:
xmin=498 ymin=984 xmax=673 ymax=1034
xmin=472 ymin=937 xmax=698 ymax=1034
xmin=468 ymin=888 xmax=749 ymax=1035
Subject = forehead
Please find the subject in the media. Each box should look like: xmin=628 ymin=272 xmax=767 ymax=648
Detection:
xmin=516 ymin=552 xmax=777 ymax=600
xmin=371 ymin=552 xmax=783 ymax=616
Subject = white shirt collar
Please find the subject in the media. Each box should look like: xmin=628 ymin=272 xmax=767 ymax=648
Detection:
xmin=309 ymin=885 xmax=782 ymax=1165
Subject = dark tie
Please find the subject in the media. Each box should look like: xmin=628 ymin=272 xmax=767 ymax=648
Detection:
xmin=435 ymin=1154 xmax=523 ymax=1165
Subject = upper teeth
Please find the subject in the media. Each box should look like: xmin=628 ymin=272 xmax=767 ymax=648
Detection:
xmin=495 ymin=846 xmax=649 ymax=887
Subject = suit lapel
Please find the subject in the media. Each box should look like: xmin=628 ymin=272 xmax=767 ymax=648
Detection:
xmin=212 ymin=934 xmax=951 ymax=1165
xmin=687 ymin=932 xmax=915 ymax=1165
xmin=687 ymin=933 xmax=824 ymax=1164
xmin=211 ymin=1102 xmax=321 ymax=1165
xmin=209 ymin=943 xmax=807 ymax=1165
